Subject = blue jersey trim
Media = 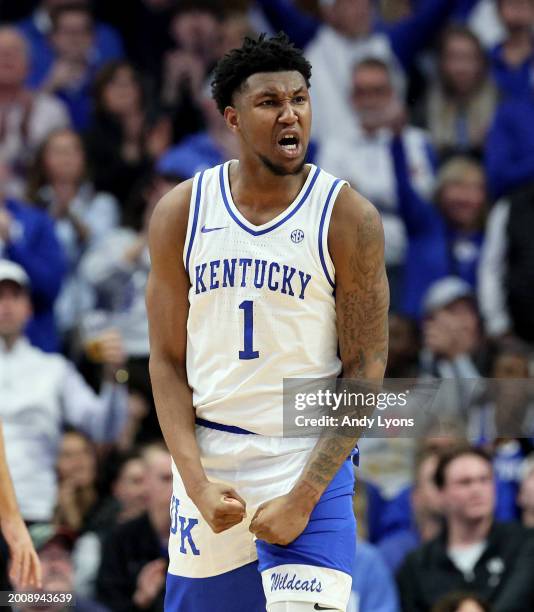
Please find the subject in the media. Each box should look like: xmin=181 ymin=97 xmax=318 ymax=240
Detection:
xmin=185 ymin=171 xmax=205 ymax=274
xmin=219 ymin=164 xmax=321 ymax=236
xmin=318 ymin=179 xmax=342 ymax=290
xmin=195 ymin=417 xmax=257 ymax=435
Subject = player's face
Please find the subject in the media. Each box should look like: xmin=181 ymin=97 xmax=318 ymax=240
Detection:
xmin=228 ymin=71 xmax=311 ymax=176
xmin=442 ymin=456 xmax=495 ymax=523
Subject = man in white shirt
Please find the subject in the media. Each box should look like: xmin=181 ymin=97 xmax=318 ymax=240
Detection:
xmin=0 ymin=259 xmax=127 ymax=522
xmin=0 ymin=27 xmax=69 ymax=196
xmin=317 ymin=57 xmax=435 ymax=268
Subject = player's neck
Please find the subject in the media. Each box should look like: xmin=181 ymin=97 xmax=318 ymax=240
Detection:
xmin=231 ymin=158 xmax=309 ymax=210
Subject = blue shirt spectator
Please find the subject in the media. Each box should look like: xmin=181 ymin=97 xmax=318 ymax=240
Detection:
xmin=391 ymin=135 xmax=485 ymax=319
xmin=348 ymin=539 xmax=400 ymax=612
xmin=32 ymin=4 xmax=112 ymax=130
xmin=485 ymin=96 xmax=534 ymax=198
xmin=18 ymin=0 xmax=123 ymax=89
xmin=487 ymin=0 xmax=534 ymax=99
xmin=0 ymin=197 xmax=65 ymax=352
xmin=157 ymin=132 xmax=225 ymax=180
xmin=490 ymin=42 xmax=534 ymax=99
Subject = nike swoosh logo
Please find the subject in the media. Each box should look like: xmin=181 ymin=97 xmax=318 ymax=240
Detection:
xmin=201 ymin=225 xmax=227 ymax=233
xmin=314 ymin=606 xmax=336 ymax=611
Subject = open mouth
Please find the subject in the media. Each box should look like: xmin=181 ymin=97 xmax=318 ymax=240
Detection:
xmin=277 ymin=134 xmax=301 ymax=157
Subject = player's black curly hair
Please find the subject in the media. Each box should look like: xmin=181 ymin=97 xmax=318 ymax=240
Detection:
xmin=211 ymin=32 xmax=312 ymax=115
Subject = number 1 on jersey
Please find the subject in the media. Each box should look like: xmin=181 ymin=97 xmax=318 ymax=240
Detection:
xmin=239 ymin=300 xmax=259 ymax=360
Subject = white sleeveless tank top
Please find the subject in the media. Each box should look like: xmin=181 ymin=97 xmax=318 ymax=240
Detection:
xmin=183 ymin=160 xmax=347 ymax=436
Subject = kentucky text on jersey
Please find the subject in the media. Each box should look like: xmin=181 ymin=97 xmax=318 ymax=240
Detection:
xmin=194 ymin=257 xmax=313 ymax=300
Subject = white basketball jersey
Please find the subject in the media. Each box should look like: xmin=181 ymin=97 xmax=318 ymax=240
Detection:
xmin=183 ymin=161 xmax=347 ymax=436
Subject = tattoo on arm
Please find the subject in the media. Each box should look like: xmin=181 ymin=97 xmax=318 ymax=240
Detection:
xmin=339 ymin=208 xmax=389 ymax=378
xmin=294 ymin=202 xmax=389 ymax=502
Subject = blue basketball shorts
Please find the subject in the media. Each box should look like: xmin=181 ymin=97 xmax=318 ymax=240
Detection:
xmin=164 ymin=421 xmax=356 ymax=611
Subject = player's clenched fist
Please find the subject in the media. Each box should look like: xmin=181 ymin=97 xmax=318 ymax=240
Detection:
xmin=191 ymin=482 xmax=247 ymax=533
xmin=249 ymin=493 xmax=312 ymax=546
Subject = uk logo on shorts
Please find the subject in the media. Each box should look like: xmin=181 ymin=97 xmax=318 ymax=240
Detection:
xmin=291 ymin=229 xmax=304 ymax=243
xmin=170 ymin=495 xmax=200 ymax=556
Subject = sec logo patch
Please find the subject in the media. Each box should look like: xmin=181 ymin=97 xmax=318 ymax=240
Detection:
xmin=291 ymin=229 xmax=304 ymax=243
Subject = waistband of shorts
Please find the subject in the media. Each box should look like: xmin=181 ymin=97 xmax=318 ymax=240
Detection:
xmin=195 ymin=417 xmax=360 ymax=465
xmin=195 ymin=417 xmax=257 ymax=435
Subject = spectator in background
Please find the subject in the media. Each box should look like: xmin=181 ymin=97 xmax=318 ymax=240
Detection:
xmin=257 ymin=0 xmax=459 ymax=143
xmin=54 ymin=429 xmax=100 ymax=534
xmin=22 ymin=524 xmax=109 ymax=612
xmin=420 ymin=277 xmax=484 ymax=382
xmin=348 ymin=539 xmax=401 ymax=612
xmin=96 ymin=450 xmax=148 ymax=530
xmin=217 ymin=9 xmax=257 ymax=58
xmin=391 ymin=120 xmax=487 ymax=319
xmin=0 ymin=260 xmax=127 ymax=524
xmin=27 ymin=127 xmax=119 ymax=340
xmin=0 ymin=160 xmax=65 ymax=352
xmin=431 ymin=592 xmax=491 ymax=612
xmin=518 ymin=464 xmax=534 ymax=527
xmin=0 ymin=26 xmax=69 ymax=196
xmin=397 ymin=446 xmax=534 ymax=612
xmin=162 ymin=0 xmax=222 ymax=144
xmin=419 ymin=277 xmax=487 ymax=422
xmin=478 ymin=182 xmax=534 ymax=342
xmin=469 ymin=339 xmax=533 ymax=520
xmin=39 ymin=3 xmax=98 ymax=130
xmin=317 ymin=57 xmax=436 ymax=288
xmin=85 ymin=61 xmax=171 ymax=205
xmin=71 ymin=449 xmax=148 ymax=599
xmin=485 ymin=86 xmax=534 ymax=198
xmin=95 ymin=0 xmax=175 ymax=93
xmin=157 ymin=83 xmax=239 ymax=179
xmin=19 ymin=0 xmax=123 ymax=89
xmin=80 ymin=171 xmax=177 ymax=441
xmin=378 ymin=448 xmax=443 ymax=573
xmin=386 ymin=313 xmax=419 ymax=378
xmin=490 ymin=0 xmax=534 ymax=99
xmin=97 ymin=443 xmax=171 ymax=612
xmin=424 ymin=25 xmax=497 ymax=160
xmin=469 ymin=338 xmax=531 ymax=445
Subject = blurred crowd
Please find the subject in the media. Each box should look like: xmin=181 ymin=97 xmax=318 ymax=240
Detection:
xmin=1 ymin=0 xmax=534 ymax=611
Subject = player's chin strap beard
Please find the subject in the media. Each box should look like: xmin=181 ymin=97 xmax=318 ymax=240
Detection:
xmin=258 ymin=153 xmax=308 ymax=177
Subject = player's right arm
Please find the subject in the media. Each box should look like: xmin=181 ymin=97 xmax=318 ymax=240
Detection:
xmin=0 ymin=421 xmax=41 ymax=588
xmin=146 ymin=182 xmax=246 ymax=533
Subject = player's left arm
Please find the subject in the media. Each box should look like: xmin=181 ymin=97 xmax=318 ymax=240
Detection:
xmin=250 ymin=186 xmax=389 ymax=545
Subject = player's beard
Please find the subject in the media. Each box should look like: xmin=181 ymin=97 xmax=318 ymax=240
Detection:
xmin=258 ymin=152 xmax=308 ymax=176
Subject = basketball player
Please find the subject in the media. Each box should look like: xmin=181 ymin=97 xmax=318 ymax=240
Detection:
xmin=146 ymin=34 xmax=389 ymax=612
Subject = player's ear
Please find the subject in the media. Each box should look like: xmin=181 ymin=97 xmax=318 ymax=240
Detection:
xmin=224 ymin=106 xmax=239 ymax=133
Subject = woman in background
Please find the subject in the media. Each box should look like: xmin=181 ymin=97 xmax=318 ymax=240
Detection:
xmin=27 ymin=127 xmax=119 ymax=340
xmin=425 ymin=25 xmax=497 ymax=159
xmin=85 ymin=61 xmax=171 ymax=205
